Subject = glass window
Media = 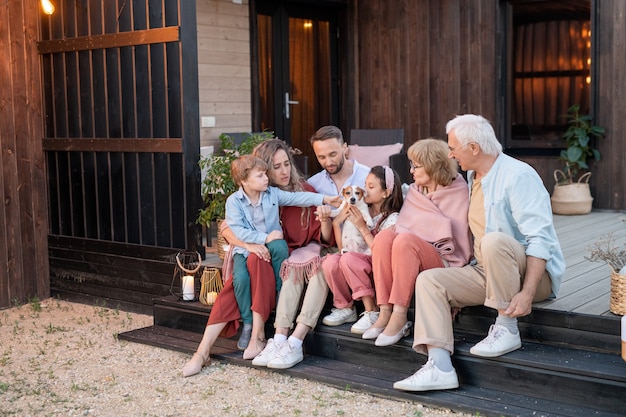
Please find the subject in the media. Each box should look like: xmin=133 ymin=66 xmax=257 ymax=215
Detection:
xmin=506 ymin=0 xmax=591 ymax=150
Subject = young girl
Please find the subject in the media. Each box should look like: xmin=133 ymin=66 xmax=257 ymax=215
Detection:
xmin=318 ymin=165 xmax=403 ymax=335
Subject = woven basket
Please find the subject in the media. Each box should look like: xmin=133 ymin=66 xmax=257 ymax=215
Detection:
xmin=610 ymin=270 xmax=626 ymax=315
xmin=551 ymin=171 xmax=593 ymax=215
xmin=216 ymin=219 xmax=227 ymax=260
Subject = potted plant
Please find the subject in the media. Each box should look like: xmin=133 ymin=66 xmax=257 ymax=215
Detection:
xmin=197 ymin=131 xmax=274 ymax=258
xmin=551 ymin=104 xmax=605 ymax=215
xmin=586 ymin=218 xmax=626 ymax=315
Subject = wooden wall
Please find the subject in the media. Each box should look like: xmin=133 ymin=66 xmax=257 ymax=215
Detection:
xmin=349 ymin=0 xmax=498 ymax=149
xmin=595 ymin=0 xmax=626 ymax=211
xmin=348 ymin=0 xmax=625 ymax=210
xmin=197 ymin=0 xmax=252 ymax=148
xmin=0 ymin=1 xmax=49 ymax=308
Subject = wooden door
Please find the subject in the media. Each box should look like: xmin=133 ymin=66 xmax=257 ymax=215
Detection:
xmin=256 ymin=1 xmax=340 ymax=176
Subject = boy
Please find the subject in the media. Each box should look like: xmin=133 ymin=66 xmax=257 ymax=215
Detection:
xmin=225 ymin=154 xmax=340 ymax=357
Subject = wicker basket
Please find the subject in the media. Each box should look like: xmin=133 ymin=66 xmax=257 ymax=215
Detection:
xmin=610 ymin=270 xmax=626 ymax=315
xmin=551 ymin=171 xmax=593 ymax=215
xmin=216 ymin=219 xmax=227 ymax=260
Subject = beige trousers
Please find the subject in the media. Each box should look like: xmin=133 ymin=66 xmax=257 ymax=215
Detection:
xmin=412 ymin=232 xmax=553 ymax=355
xmin=274 ymin=268 xmax=329 ymax=330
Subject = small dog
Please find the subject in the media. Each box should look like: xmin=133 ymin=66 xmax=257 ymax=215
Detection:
xmin=334 ymin=185 xmax=374 ymax=255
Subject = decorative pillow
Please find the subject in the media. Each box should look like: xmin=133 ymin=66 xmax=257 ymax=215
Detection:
xmin=347 ymin=143 xmax=403 ymax=168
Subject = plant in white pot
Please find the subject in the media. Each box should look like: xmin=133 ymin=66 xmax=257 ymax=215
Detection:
xmin=197 ymin=131 xmax=274 ymax=258
xmin=551 ymin=104 xmax=605 ymax=215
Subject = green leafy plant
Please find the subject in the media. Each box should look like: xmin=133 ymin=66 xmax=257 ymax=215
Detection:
xmin=558 ymin=104 xmax=605 ymax=184
xmin=197 ymin=132 xmax=274 ymax=224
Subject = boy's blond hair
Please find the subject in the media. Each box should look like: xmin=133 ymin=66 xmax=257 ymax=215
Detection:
xmin=231 ymin=154 xmax=269 ymax=187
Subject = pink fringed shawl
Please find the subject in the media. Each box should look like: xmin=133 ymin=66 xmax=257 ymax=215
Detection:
xmin=394 ymin=174 xmax=473 ymax=267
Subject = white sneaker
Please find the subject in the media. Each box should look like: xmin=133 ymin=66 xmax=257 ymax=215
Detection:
xmin=470 ymin=324 xmax=522 ymax=357
xmin=393 ymin=358 xmax=459 ymax=391
xmin=322 ymin=307 xmax=357 ymax=326
xmin=267 ymin=342 xmax=304 ymax=369
xmin=251 ymin=338 xmax=282 ymax=367
xmin=350 ymin=311 xmax=379 ymax=334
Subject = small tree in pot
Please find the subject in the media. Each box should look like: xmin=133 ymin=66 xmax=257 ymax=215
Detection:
xmin=197 ymin=132 xmax=274 ymax=257
xmin=551 ymin=105 xmax=605 ymax=215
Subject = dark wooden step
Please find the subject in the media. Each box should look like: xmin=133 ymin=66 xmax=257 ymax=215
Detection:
xmin=119 ymin=325 xmax=625 ymax=417
xmin=303 ymin=323 xmax=626 ymax=415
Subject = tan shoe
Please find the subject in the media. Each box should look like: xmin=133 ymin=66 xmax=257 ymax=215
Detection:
xmin=182 ymin=352 xmax=210 ymax=377
xmin=243 ymin=338 xmax=266 ymax=360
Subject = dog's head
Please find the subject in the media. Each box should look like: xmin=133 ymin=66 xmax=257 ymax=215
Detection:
xmin=341 ymin=185 xmax=366 ymax=205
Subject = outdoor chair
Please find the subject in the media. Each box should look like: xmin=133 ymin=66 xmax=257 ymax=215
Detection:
xmin=348 ymin=128 xmax=410 ymax=184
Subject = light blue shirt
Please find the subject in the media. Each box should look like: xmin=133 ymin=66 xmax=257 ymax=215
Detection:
xmin=468 ymin=153 xmax=565 ymax=297
xmin=307 ymin=159 xmax=370 ymax=196
xmin=225 ymin=186 xmax=325 ymax=256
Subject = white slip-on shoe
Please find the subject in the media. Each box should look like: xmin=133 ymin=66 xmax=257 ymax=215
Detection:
xmin=267 ymin=342 xmax=304 ymax=369
xmin=469 ymin=324 xmax=522 ymax=357
xmin=393 ymin=358 xmax=459 ymax=391
xmin=322 ymin=307 xmax=358 ymax=326
xmin=351 ymin=311 xmax=379 ymax=334
xmin=252 ymin=338 xmax=282 ymax=367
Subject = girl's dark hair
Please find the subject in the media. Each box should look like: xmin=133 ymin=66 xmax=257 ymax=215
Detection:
xmin=369 ymin=165 xmax=403 ymax=230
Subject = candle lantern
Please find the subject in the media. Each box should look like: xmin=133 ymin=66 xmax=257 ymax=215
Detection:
xmin=170 ymin=251 xmax=202 ymax=302
xmin=199 ymin=267 xmax=223 ymax=306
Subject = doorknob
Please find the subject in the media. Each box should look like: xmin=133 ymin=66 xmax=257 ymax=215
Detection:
xmin=285 ymin=92 xmax=299 ymax=119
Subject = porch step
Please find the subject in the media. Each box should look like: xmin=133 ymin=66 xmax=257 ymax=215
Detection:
xmin=119 ymin=296 xmax=626 ymax=417
xmin=119 ymin=324 xmax=624 ymax=417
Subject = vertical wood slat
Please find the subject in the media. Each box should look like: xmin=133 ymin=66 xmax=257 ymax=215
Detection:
xmin=41 ymin=0 xmax=196 ymax=250
xmin=0 ymin=0 xmax=49 ymax=307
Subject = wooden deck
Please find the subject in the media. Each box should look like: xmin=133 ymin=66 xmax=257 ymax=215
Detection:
xmin=118 ymin=211 xmax=626 ymax=417
xmin=535 ymin=211 xmax=625 ymax=316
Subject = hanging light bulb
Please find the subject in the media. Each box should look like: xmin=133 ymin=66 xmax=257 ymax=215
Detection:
xmin=41 ymin=0 xmax=55 ymax=15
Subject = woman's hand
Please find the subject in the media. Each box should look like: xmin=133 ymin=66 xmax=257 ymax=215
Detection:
xmin=244 ymin=243 xmax=270 ymax=262
xmin=315 ymin=205 xmax=332 ymax=223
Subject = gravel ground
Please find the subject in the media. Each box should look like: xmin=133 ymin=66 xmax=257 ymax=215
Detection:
xmin=0 ymin=299 xmax=473 ymax=417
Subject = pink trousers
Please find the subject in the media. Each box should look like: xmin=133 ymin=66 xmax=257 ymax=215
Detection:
xmin=322 ymin=252 xmax=374 ymax=308
xmin=371 ymin=228 xmax=444 ymax=308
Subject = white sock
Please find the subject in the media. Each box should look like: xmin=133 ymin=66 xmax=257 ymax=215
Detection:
xmin=273 ymin=334 xmax=287 ymax=344
xmin=428 ymin=347 xmax=453 ymax=372
xmin=496 ymin=314 xmax=518 ymax=334
xmin=287 ymin=335 xmax=303 ymax=349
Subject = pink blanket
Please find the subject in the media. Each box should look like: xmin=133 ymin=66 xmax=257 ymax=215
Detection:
xmin=394 ymin=174 xmax=472 ymax=267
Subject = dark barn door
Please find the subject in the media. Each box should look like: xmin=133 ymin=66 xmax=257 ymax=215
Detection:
xmin=38 ymin=0 xmax=200 ymax=313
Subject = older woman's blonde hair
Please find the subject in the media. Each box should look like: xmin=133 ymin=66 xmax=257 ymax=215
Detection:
xmin=407 ymin=138 xmax=458 ymax=187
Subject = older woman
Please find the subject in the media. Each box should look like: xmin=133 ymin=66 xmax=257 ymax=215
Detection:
xmin=366 ymin=139 xmax=473 ymax=346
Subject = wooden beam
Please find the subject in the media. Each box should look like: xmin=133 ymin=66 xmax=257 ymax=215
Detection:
xmin=42 ymin=138 xmax=183 ymax=153
xmin=37 ymin=26 xmax=180 ymax=54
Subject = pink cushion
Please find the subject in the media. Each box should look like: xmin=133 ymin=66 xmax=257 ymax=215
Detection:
xmin=347 ymin=143 xmax=403 ymax=168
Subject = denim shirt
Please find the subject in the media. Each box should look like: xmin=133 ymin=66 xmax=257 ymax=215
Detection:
xmin=468 ymin=153 xmax=565 ymax=297
xmin=225 ymin=186 xmax=325 ymax=256
xmin=307 ymin=159 xmax=370 ymax=196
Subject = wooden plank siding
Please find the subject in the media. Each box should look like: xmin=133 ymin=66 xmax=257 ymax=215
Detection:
xmin=0 ymin=1 xmax=49 ymax=307
xmin=196 ymin=0 xmax=252 ymax=149
xmin=347 ymin=0 xmax=625 ymax=210
xmin=351 ymin=0 xmax=497 ymax=150
xmin=36 ymin=0 xmax=202 ymax=312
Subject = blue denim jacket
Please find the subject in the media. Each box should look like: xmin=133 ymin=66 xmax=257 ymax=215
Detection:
xmin=468 ymin=153 xmax=565 ymax=296
xmin=225 ymin=186 xmax=324 ymax=256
